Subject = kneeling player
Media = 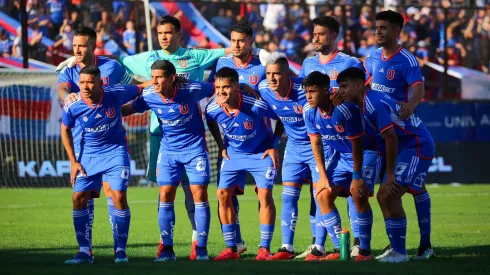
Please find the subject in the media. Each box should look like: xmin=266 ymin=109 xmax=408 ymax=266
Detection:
xmin=303 ymin=72 xmax=382 ymax=261
xmin=337 ymin=67 xmax=435 ymax=263
xmin=122 ymin=60 xmax=215 ymax=261
xmin=206 ymin=67 xmax=281 ymax=261
xmin=62 ymin=66 xmax=144 ymax=264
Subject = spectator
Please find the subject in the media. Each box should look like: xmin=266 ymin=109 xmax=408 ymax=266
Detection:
xmin=59 ymin=20 xmax=74 ymax=51
xmin=96 ymin=11 xmax=114 ymax=37
xmin=210 ymin=9 xmax=232 ymax=37
xmin=416 ymin=41 xmax=430 ymax=66
xmin=279 ymin=30 xmax=302 ymax=62
xmin=262 ymin=2 xmax=286 ymax=32
xmin=0 ymin=29 xmax=13 ymax=57
xmin=46 ymin=0 xmax=66 ymax=39
xmin=68 ymin=10 xmax=83 ymax=31
xmin=12 ymin=27 xmax=22 ymax=58
xmin=123 ymin=21 xmax=137 ymax=55
xmin=267 ymin=41 xmax=279 ymax=52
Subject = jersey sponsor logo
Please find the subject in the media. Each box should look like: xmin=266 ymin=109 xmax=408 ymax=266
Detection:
xmin=249 ymin=75 xmax=259 ymax=85
xmin=329 ymin=69 xmax=338 ymax=80
xmin=177 ymin=72 xmax=190 ymax=79
xmin=84 ymin=119 xmax=118 ymax=133
xmin=243 ymin=120 xmax=253 ymax=130
xmin=178 ymin=60 xmax=188 ymax=68
xmin=179 ymin=104 xmax=189 ymax=115
xmin=159 ymin=113 xmax=194 ymax=126
xmin=386 ymin=69 xmax=395 ymax=80
xmin=227 ymin=130 xmax=257 ymax=141
xmin=293 ymin=105 xmax=303 ymax=114
xmin=105 ymin=107 xmax=116 ymax=118
xmin=371 ymin=83 xmax=396 ymax=93
xmin=334 ymin=124 xmax=344 ymax=133
xmin=101 ymin=76 xmax=109 ymax=86
xmin=279 ymin=116 xmax=303 ymax=122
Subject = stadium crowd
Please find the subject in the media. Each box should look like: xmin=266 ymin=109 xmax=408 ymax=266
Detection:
xmin=0 ymin=0 xmax=489 ymax=73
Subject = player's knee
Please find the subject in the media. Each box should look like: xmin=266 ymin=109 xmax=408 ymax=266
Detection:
xmin=216 ymin=188 xmax=231 ymax=204
xmin=315 ymin=188 xmax=332 ymax=205
xmin=159 ymin=187 xmax=175 ymax=202
xmin=257 ymin=189 xmax=274 ymax=207
xmin=72 ymin=192 xmax=90 ymax=208
xmin=376 ymin=188 xmax=389 ymax=207
xmin=102 ymin=182 xmax=112 ymax=197
xmin=191 ymin=186 xmax=208 ymax=202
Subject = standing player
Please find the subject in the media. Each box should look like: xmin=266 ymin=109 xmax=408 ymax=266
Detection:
xmin=209 ymin=24 xmax=267 ymax=253
xmin=122 ymin=60 xmax=215 ymax=261
xmin=366 ymin=10 xmax=434 ymax=259
xmin=303 ymin=71 xmax=381 ymax=261
xmin=257 ymin=54 xmax=317 ymax=260
xmin=61 ymin=66 xmax=144 ymax=264
xmin=337 ymin=67 xmax=435 ymax=262
xmin=57 ymin=27 xmax=134 ymax=256
xmin=206 ymin=67 xmax=281 ymax=261
xmin=298 ymin=16 xmax=371 ymax=258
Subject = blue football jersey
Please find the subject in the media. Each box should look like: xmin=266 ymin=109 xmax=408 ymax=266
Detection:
xmin=365 ymin=47 xmax=424 ymax=103
xmin=303 ymin=102 xmax=382 ymax=154
xmin=362 ymin=90 xmax=434 ymax=159
xmin=58 ymin=56 xmax=133 ymax=152
xmin=61 ymin=84 xmax=142 ymax=156
xmin=131 ymin=82 xmax=215 ymax=154
xmin=258 ymin=78 xmax=310 ymax=146
xmin=298 ymin=51 xmax=370 ymax=92
xmin=205 ymin=92 xmax=278 ymax=154
xmin=208 ymin=55 xmax=266 ymax=90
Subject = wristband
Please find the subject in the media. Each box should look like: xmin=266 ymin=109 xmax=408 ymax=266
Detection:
xmin=272 ymin=135 xmax=281 ymax=148
xmin=353 ymin=170 xmax=362 ymax=180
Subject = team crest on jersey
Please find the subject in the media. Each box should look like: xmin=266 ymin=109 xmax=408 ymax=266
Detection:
xmin=243 ymin=120 xmax=253 ymax=130
xmin=178 ymin=60 xmax=188 ymax=68
xmin=101 ymin=76 xmax=109 ymax=86
xmin=105 ymin=107 xmax=116 ymax=118
xmin=249 ymin=75 xmax=259 ymax=85
xmin=334 ymin=124 xmax=344 ymax=133
xmin=329 ymin=70 xmax=339 ymax=80
xmin=386 ymin=69 xmax=395 ymax=80
xmin=179 ymin=104 xmax=189 ymax=114
xmin=293 ymin=105 xmax=303 ymax=114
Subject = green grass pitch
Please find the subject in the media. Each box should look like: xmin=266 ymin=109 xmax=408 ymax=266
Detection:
xmin=1 ymin=184 xmax=490 ymax=274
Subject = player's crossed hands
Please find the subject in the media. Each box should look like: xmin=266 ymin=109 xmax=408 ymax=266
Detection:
xmin=397 ymin=101 xmax=416 ymax=120
xmin=70 ymin=162 xmax=86 ymax=187
xmin=351 ymin=178 xmax=369 ymax=198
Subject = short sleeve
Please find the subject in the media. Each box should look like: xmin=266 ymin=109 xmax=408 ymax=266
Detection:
xmin=339 ymin=104 xmax=365 ymax=139
xmin=364 ymin=55 xmax=373 ymax=75
xmin=116 ymin=85 xmax=142 ymax=105
xmin=57 ymin=69 xmax=76 ymax=91
xmin=188 ymin=82 xmax=215 ymax=102
xmin=207 ymin=60 xmax=219 ymax=83
xmin=303 ymin=105 xmax=318 ymax=136
xmin=61 ymin=106 xmax=75 ymax=128
xmin=404 ymin=62 xmax=424 ymax=87
xmin=131 ymin=93 xmax=150 ymax=113
xmin=205 ymin=101 xmax=218 ymax=122
xmin=191 ymin=48 xmax=226 ymax=69
xmin=120 ymin=51 xmax=151 ymax=77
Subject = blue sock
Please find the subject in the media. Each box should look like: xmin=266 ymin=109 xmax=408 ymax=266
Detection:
xmin=281 ymin=186 xmax=300 ymax=246
xmin=158 ymin=202 xmax=175 ymax=246
xmin=260 ymin=224 xmax=274 ymax=249
xmin=232 ymin=196 xmax=244 ymax=244
xmin=87 ymin=199 xmax=94 ymax=251
xmin=357 ymin=210 xmax=373 ymax=252
xmin=347 ymin=197 xmax=359 ymax=239
xmin=323 ymin=209 xmax=342 ymax=249
xmin=195 ymin=201 xmax=210 ymax=248
xmin=414 ymin=191 xmax=431 ymax=247
xmin=73 ymin=209 xmax=90 ymax=253
xmin=384 ymin=218 xmax=393 ymax=248
xmin=222 ymin=223 xmax=236 ymax=247
xmin=313 ymin=191 xmax=327 ymax=247
xmin=390 ymin=217 xmax=407 ymax=254
xmin=114 ymin=208 xmax=131 ymax=251
xmin=107 ymin=197 xmax=117 ymax=251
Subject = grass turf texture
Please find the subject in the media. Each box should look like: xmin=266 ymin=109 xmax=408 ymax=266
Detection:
xmin=1 ymin=184 xmax=489 ymax=274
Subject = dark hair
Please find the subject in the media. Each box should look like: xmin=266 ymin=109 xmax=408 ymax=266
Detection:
xmin=375 ymin=10 xmax=404 ymax=29
xmin=336 ymin=67 xmax=366 ymax=84
xmin=215 ymin=67 xmax=239 ymax=83
xmin=73 ymin=27 xmax=97 ymax=43
xmin=158 ymin=15 xmax=181 ymax=32
xmin=151 ymin=60 xmax=176 ymax=77
xmin=312 ymin=16 xmax=340 ymax=36
xmin=79 ymin=65 xmax=100 ymax=76
xmin=302 ymin=71 xmax=330 ymax=91
xmin=230 ymin=24 xmax=253 ymax=37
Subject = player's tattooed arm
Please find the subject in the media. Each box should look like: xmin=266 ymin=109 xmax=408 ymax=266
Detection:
xmin=207 ymin=119 xmax=229 ymax=160
xmin=382 ymin=127 xmax=398 ymax=185
xmin=57 ymin=83 xmax=71 ymax=103
xmin=309 ymin=134 xmax=331 ymax=191
xmin=61 ymin=125 xmax=86 ymax=186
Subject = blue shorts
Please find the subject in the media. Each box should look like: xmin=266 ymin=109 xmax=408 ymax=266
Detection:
xmin=156 ymin=150 xmax=210 ymax=186
xmin=218 ymin=150 xmax=276 ymax=195
xmin=73 ymin=154 xmax=130 ymax=195
xmin=76 ymin=151 xmax=108 ymax=183
xmin=326 ymin=151 xmax=381 ymax=197
xmin=282 ymin=143 xmax=318 ymax=184
xmin=391 ymin=149 xmax=431 ymax=194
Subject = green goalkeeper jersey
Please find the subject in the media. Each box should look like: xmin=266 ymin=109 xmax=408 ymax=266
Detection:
xmin=120 ymin=47 xmax=225 ymax=134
